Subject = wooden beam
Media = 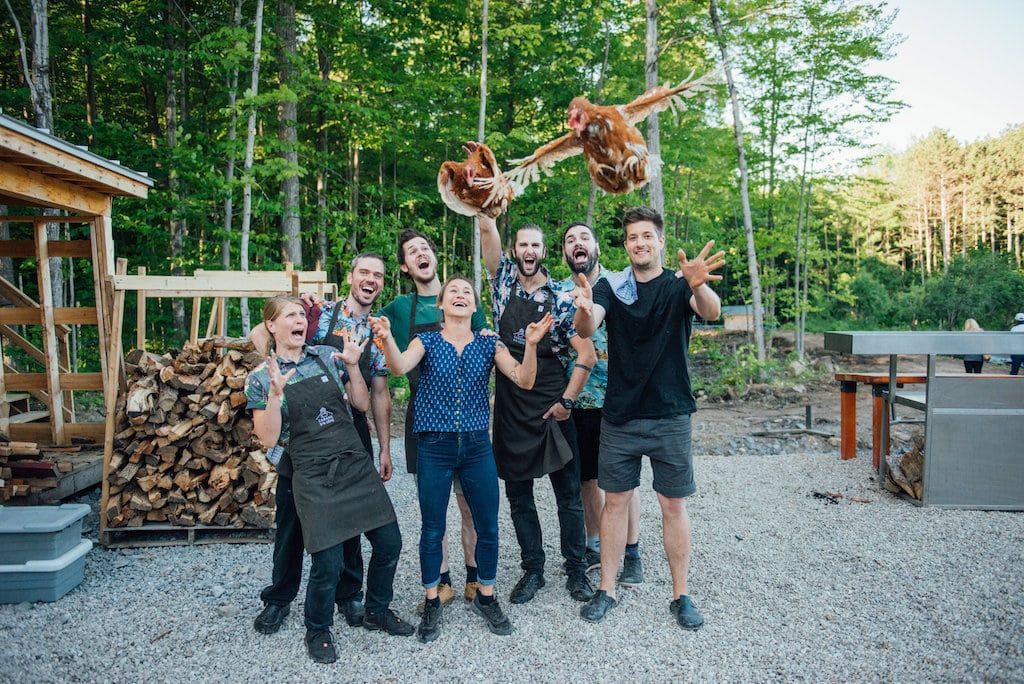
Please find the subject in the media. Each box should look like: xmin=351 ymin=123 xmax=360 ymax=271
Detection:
xmin=34 ymin=221 xmax=66 ymax=444
xmin=0 ymin=214 xmax=96 ymax=223
xmin=0 ymin=306 xmax=40 ymax=324
xmin=54 ymin=307 xmax=98 ymax=325
xmin=0 ymin=334 xmax=6 ymax=436
xmin=0 ymin=306 xmax=96 ymax=326
xmin=89 ymin=215 xmax=112 ymax=402
xmin=136 ymin=266 xmax=146 ymax=351
xmin=0 ymin=160 xmax=109 ymax=214
xmin=0 ymin=126 xmax=150 ymax=198
xmin=0 ymin=323 xmax=66 ymax=370
xmin=190 ymin=297 xmax=202 ymax=343
xmin=9 ymin=421 xmax=106 ymax=443
xmin=4 ymin=372 xmax=104 ymax=391
xmin=100 ymin=258 xmax=127 ymax=537
xmin=0 ymin=239 xmax=92 ymax=258
xmin=0 ymin=275 xmax=71 ymax=336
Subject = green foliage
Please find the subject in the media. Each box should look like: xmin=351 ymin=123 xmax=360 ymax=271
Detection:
xmin=921 ymin=250 xmax=1024 ymax=331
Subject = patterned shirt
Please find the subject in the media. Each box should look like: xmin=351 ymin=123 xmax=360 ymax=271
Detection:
xmin=558 ymin=266 xmax=611 ymax=409
xmin=313 ymin=299 xmax=388 ymax=377
xmin=489 ymin=255 xmax=578 ymax=364
xmin=413 ymin=331 xmax=497 ymax=433
xmin=245 ymin=345 xmax=351 ymax=467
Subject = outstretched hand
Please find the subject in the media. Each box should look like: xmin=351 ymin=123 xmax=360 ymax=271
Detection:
xmin=677 ymin=241 xmax=726 ymax=290
xmin=368 ymin=315 xmax=392 ymax=341
xmin=330 ymin=328 xmax=370 ymax=366
xmin=266 ymin=356 xmax=297 ymax=399
xmin=570 ymin=272 xmax=594 ymax=315
xmin=524 ymin=313 xmax=554 ymax=346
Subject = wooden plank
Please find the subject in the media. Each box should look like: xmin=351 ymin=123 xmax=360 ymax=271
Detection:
xmin=89 ymin=216 xmax=111 ymax=402
xmin=204 ymin=296 xmax=219 ymax=339
xmin=9 ymin=421 xmax=105 ymax=443
xmin=53 ymin=307 xmax=98 ymax=325
xmin=34 ymin=221 xmax=66 ymax=444
xmin=0 ymin=275 xmax=71 ymax=336
xmin=0 ymin=160 xmax=109 ymax=214
xmin=190 ymin=297 xmax=202 ymax=343
xmin=2 ymin=359 xmax=70 ymax=422
xmin=3 ymin=372 xmax=103 ymax=391
xmin=0 ymin=323 xmax=66 ymax=369
xmin=34 ymin=451 xmax=104 ymax=504
xmin=99 ymin=258 xmax=127 ymax=538
xmin=0 ymin=239 xmax=92 ymax=258
xmin=0 ymin=306 xmax=40 ymax=324
xmin=0 ymin=333 xmax=6 ymax=436
xmin=7 ymin=410 xmax=49 ymax=424
xmin=0 ymin=306 xmax=93 ymax=327
xmin=136 ymin=266 xmax=146 ymax=351
xmin=0 ymin=214 xmax=95 ymax=223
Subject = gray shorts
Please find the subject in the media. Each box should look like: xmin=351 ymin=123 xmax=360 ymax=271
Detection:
xmin=412 ymin=472 xmax=464 ymax=497
xmin=598 ymin=414 xmax=696 ymax=498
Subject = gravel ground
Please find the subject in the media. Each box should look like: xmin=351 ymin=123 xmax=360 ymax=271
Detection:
xmin=2 ymin=431 xmax=1023 ymax=683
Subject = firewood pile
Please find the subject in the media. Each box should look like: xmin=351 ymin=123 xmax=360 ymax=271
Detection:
xmin=885 ymin=431 xmax=924 ymax=500
xmin=0 ymin=440 xmax=93 ymax=501
xmin=104 ymin=337 xmax=276 ymax=530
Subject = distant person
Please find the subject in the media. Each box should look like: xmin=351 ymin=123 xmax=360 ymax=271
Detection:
xmin=962 ymin=319 xmax=986 ymax=374
xmin=1011 ymin=313 xmax=1024 ymax=375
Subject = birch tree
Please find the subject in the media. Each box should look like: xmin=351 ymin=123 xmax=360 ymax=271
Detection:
xmin=277 ymin=0 xmax=301 ymax=266
xmin=222 ymin=0 xmax=243 ymax=270
xmin=472 ymin=0 xmax=489 ymax=296
xmin=644 ymin=0 xmax=664 ymax=215
xmin=240 ymin=0 xmax=266 ymax=335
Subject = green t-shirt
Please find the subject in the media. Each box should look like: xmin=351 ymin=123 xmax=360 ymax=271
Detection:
xmin=380 ymin=291 xmax=488 ymax=351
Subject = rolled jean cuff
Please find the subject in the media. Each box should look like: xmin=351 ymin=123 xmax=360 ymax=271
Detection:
xmin=423 ymin=577 xmax=440 ymax=589
xmin=477 ymin=576 xmax=496 ymax=587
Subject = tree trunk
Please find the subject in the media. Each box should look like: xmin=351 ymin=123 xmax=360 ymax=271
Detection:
xmin=165 ymin=0 xmax=184 ymax=332
xmin=709 ymin=0 xmax=766 ymax=364
xmin=316 ymin=41 xmax=330 ymax=269
xmin=81 ymin=0 xmax=96 ymax=145
xmin=471 ymin=0 xmax=489 ymax=296
xmin=222 ymin=0 xmax=242 ymax=270
xmin=277 ymin=0 xmax=301 ymax=266
xmin=644 ymin=0 xmax=664 ymax=216
xmin=939 ymin=174 xmax=950 ymax=271
xmin=793 ymin=71 xmax=816 ymax=361
xmin=240 ymin=0 xmax=266 ymax=335
xmin=586 ymin=21 xmax=612 ymax=227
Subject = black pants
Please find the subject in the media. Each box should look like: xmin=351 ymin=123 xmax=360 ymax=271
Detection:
xmin=1011 ymin=355 xmax=1024 ymax=375
xmin=964 ymin=359 xmax=984 ymax=374
xmin=305 ymin=520 xmax=402 ymax=631
xmin=504 ymin=418 xmax=587 ymax=575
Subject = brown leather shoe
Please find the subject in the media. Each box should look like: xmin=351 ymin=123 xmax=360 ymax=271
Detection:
xmin=464 ymin=581 xmax=480 ymax=601
xmin=417 ymin=582 xmax=456 ymax=614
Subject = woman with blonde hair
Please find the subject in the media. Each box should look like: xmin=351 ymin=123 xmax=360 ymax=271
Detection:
xmin=962 ymin=318 xmax=986 ymax=373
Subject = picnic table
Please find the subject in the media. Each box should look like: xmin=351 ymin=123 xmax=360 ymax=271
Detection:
xmin=825 ymin=331 xmax=1024 ymax=510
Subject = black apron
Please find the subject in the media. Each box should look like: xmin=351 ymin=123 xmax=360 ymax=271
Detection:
xmin=322 ymin=302 xmax=375 ymax=454
xmin=404 ymin=291 xmax=442 ymax=474
xmin=493 ymin=286 xmax=573 ymax=481
xmin=284 ymin=356 xmax=397 ymax=553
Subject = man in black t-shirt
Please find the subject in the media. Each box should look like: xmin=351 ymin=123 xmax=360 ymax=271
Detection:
xmin=572 ymin=206 xmax=724 ymax=631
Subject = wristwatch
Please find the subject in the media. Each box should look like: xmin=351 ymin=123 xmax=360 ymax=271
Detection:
xmin=558 ymin=397 xmax=576 ymax=410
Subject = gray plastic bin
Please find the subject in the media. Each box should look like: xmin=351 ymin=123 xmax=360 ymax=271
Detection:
xmin=0 ymin=538 xmax=92 ymax=603
xmin=0 ymin=504 xmax=91 ymax=564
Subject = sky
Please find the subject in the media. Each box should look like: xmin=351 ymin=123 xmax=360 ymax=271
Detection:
xmin=867 ymin=0 xmax=1024 ymax=152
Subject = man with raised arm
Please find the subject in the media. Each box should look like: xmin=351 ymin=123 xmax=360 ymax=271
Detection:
xmin=477 ymin=213 xmax=597 ymax=606
xmin=572 ymin=206 xmax=724 ymax=631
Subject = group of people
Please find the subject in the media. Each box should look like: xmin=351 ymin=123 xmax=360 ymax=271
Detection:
xmin=244 ymin=206 xmax=725 ymax=663
xmin=960 ymin=313 xmax=1024 ymax=374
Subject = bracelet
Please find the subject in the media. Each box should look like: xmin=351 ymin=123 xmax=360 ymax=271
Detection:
xmin=575 ymin=363 xmax=593 ymax=373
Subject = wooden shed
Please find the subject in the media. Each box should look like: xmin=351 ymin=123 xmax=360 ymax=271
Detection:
xmin=0 ymin=111 xmax=153 ymax=448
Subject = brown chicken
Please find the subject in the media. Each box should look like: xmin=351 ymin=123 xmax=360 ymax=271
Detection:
xmin=437 ymin=141 xmax=517 ymax=218
xmin=504 ymin=69 xmax=717 ymax=195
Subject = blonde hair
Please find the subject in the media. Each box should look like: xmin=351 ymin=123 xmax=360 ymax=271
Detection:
xmin=964 ymin=318 xmax=983 ymax=332
xmin=262 ymin=295 xmax=304 ymax=356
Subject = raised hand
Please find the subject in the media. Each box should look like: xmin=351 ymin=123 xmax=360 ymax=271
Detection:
xmin=678 ymin=240 xmax=726 ymax=290
xmin=368 ymin=315 xmax=392 ymax=340
xmin=266 ymin=356 xmax=297 ymax=399
xmin=299 ymin=292 xmax=325 ymax=309
xmin=331 ymin=328 xmax=370 ymax=366
xmin=570 ymin=272 xmax=594 ymax=315
xmin=525 ymin=313 xmax=554 ymax=346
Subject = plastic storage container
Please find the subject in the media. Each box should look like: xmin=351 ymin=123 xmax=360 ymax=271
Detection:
xmin=0 ymin=538 xmax=92 ymax=603
xmin=0 ymin=504 xmax=91 ymax=564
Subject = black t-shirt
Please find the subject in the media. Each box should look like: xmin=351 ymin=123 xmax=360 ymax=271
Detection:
xmin=593 ymin=269 xmax=696 ymax=424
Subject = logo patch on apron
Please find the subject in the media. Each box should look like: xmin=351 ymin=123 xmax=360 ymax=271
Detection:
xmin=316 ymin=406 xmax=335 ymax=426
xmin=513 ymin=328 xmax=527 ymax=346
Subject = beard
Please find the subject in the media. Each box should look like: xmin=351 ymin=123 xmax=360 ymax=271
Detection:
xmin=515 ymin=255 xmax=542 ymax=277
xmin=567 ymin=251 xmax=598 ymax=276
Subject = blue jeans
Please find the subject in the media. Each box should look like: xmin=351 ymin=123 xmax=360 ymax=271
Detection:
xmin=304 ymin=520 xmax=402 ymax=632
xmin=416 ymin=431 xmax=500 ymax=588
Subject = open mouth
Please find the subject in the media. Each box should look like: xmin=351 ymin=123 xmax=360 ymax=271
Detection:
xmin=452 ymin=300 xmax=469 ymax=309
xmin=522 ymin=256 xmax=537 ymax=268
xmin=290 ymin=328 xmax=305 ymax=340
xmin=416 ymin=257 xmax=430 ymax=270
xmin=359 ymin=284 xmax=377 ymax=297
xmin=572 ymin=247 xmax=589 ymax=262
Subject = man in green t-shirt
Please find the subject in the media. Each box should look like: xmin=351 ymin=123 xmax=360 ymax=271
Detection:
xmin=380 ymin=228 xmax=488 ymax=607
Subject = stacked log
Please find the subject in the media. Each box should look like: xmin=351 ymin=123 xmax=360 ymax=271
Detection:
xmin=0 ymin=441 xmax=80 ymax=501
xmin=105 ymin=337 xmax=276 ymax=529
xmin=885 ymin=431 xmax=925 ymax=500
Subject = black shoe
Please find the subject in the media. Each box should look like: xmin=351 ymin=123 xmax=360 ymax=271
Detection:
xmin=566 ymin=572 xmax=596 ymax=602
xmin=509 ymin=572 xmax=545 ymax=605
xmin=580 ymin=590 xmax=617 ymax=623
xmin=336 ymin=598 xmax=365 ymax=627
xmin=618 ymin=555 xmax=644 ymax=587
xmin=417 ymin=599 xmax=443 ymax=643
xmin=471 ymin=594 xmax=513 ymax=636
xmin=670 ymin=595 xmax=704 ymax=630
xmin=363 ymin=608 xmax=415 ymax=637
xmin=584 ymin=548 xmax=601 ymax=573
xmin=253 ymin=603 xmax=289 ymax=634
xmin=304 ymin=629 xmax=337 ymax=664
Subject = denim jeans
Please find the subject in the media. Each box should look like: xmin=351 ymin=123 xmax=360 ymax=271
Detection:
xmin=1012 ymin=355 xmax=1024 ymax=375
xmin=304 ymin=520 xmax=402 ymax=631
xmin=259 ymin=475 xmax=365 ymax=607
xmin=504 ymin=418 xmax=587 ymax=575
xmin=416 ymin=430 xmax=500 ymax=587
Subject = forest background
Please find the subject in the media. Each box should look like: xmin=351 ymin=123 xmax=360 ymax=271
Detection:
xmin=2 ymin=0 xmax=1023 ymax=380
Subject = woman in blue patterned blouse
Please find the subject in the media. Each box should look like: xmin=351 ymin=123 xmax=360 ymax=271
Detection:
xmin=372 ymin=276 xmax=552 ymax=643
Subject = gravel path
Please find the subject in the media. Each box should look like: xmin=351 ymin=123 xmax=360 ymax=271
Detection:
xmin=2 ymin=434 xmax=1022 ymax=683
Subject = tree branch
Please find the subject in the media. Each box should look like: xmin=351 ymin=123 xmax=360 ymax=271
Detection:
xmin=4 ymin=0 xmax=35 ymax=100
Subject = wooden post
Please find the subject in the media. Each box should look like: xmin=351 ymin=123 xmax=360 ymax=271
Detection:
xmin=136 ymin=266 xmax=147 ymax=351
xmin=90 ymin=212 xmax=112 ymax=393
xmin=35 ymin=220 xmax=67 ymax=445
xmin=216 ymin=297 xmax=226 ymax=337
xmin=190 ymin=296 xmax=202 ymax=343
xmin=871 ymin=385 xmax=886 ymax=469
xmin=839 ymin=380 xmax=857 ymax=460
xmin=0 ymin=333 xmax=7 ymax=437
xmin=205 ymin=297 xmax=220 ymax=338
xmin=99 ymin=258 xmax=127 ymax=543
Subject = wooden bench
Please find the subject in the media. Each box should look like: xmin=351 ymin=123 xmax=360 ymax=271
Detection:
xmin=834 ymin=372 xmax=926 ymax=467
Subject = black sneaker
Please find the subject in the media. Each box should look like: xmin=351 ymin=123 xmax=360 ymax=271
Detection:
xmin=363 ymin=608 xmax=415 ymax=636
xmin=584 ymin=548 xmax=601 ymax=572
xmin=304 ymin=629 xmax=337 ymax=664
xmin=336 ymin=598 xmax=365 ymax=627
xmin=566 ymin=572 xmax=596 ymax=602
xmin=670 ymin=595 xmax=704 ymax=630
xmin=417 ymin=599 xmax=443 ymax=643
xmin=580 ymin=590 xmax=617 ymax=623
xmin=509 ymin=571 xmax=545 ymax=605
xmin=471 ymin=594 xmax=513 ymax=636
xmin=253 ymin=603 xmax=289 ymax=634
xmin=617 ymin=555 xmax=644 ymax=587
